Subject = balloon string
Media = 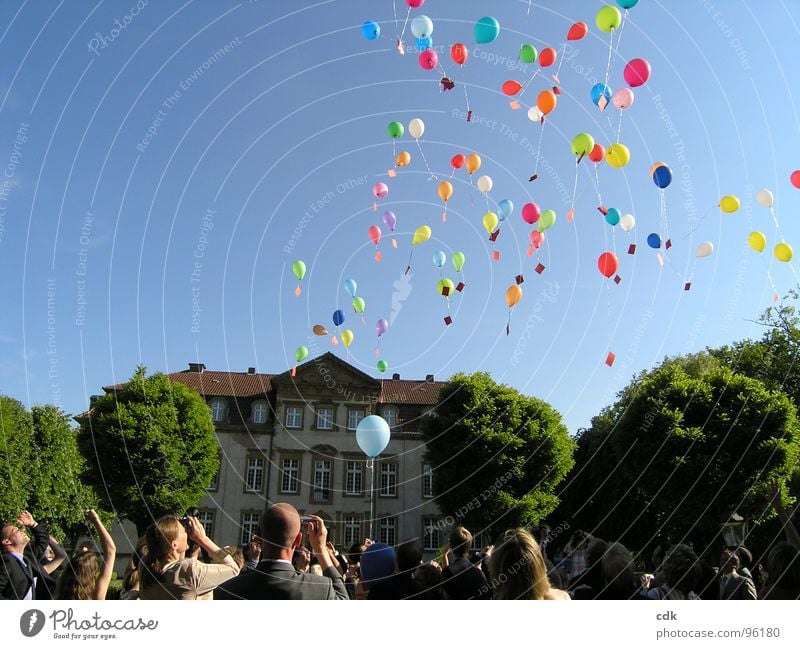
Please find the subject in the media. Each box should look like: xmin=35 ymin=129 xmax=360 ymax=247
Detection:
xmin=616 ymin=110 xmax=624 ymax=143
xmin=769 ymin=206 xmax=781 ymax=232
xmin=399 ymin=6 xmax=411 ymax=44
xmin=661 ymin=189 xmax=670 ymax=242
xmin=534 ymin=119 xmax=547 ymax=177
xmin=603 ymin=29 xmax=614 ymax=88
xmin=554 ymin=43 xmax=567 ymax=79
xmin=570 ymin=163 xmax=579 ymax=214
xmin=615 ymin=11 xmax=629 ymax=60
xmin=606 ymin=278 xmax=612 ymax=353
xmin=518 ymin=69 xmax=540 ymax=99
xmin=462 ymin=79 xmax=472 ymax=117
xmin=527 ymin=0 xmax=534 ymax=15
xmin=415 ymin=138 xmax=438 ymax=180
xmin=594 ymin=162 xmax=603 ymax=205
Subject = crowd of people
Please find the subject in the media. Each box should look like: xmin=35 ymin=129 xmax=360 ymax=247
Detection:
xmin=2 ymin=503 xmax=799 ymax=600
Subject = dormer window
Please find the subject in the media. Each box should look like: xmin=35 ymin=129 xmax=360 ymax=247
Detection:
xmin=252 ymin=401 xmax=268 ymax=424
xmin=210 ymin=398 xmax=227 ymax=423
xmin=381 ymin=407 xmax=398 ymax=428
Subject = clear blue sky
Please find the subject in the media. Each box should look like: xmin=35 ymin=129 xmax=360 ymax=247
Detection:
xmin=2 ymin=0 xmax=800 ymax=435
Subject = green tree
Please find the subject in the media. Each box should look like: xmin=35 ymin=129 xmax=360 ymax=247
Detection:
xmin=29 ymin=405 xmax=97 ymax=541
xmin=78 ymin=367 xmax=219 ymax=535
xmin=0 ymin=395 xmax=35 ymax=522
xmin=421 ymin=372 xmax=575 ymax=540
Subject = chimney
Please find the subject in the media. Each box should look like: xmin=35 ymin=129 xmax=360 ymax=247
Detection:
xmin=247 ymin=367 xmax=256 ymax=374
xmin=425 ymin=374 xmax=434 ymax=382
xmin=188 ymin=362 xmax=206 ymax=373
xmin=89 ymin=395 xmax=100 ymax=409
xmin=392 ymin=373 xmax=400 ymax=380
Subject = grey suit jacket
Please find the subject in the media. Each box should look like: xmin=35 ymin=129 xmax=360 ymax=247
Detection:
xmin=215 ymin=560 xmax=349 ymax=600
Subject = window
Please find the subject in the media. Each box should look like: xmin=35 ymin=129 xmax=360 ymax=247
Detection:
xmin=381 ymin=407 xmax=397 ymax=428
xmin=207 ymin=467 xmax=219 ymax=491
xmin=345 ymin=461 xmax=362 ymax=496
xmin=245 ymin=457 xmax=264 ymax=492
xmin=422 ymin=463 xmax=433 ymax=498
xmin=344 ymin=516 xmax=362 ymax=546
xmin=240 ymin=512 xmax=260 ymax=546
xmin=285 ymin=406 xmax=303 ymax=429
xmin=281 ymin=458 xmax=299 ymax=494
xmin=313 ymin=460 xmax=331 ymax=502
xmin=379 ymin=462 xmax=397 ymax=497
xmin=210 ymin=399 xmax=227 ymax=422
xmin=252 ymin=401 xmax=268 ymax=424
xmin=347 ymin=408 xmax=365 ymax=430
xmin=379 ymin=517 xmax=396 ymax=546
xmin=197 ymin=510 xmax=215 ymax=537
xmin=423 ymin=517 xmax=440 ymax=551
xmin=316 ymin=406 xmax=334 ymax=430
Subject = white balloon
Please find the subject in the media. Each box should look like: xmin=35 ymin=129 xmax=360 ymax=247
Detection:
xmin=619 ymin=213 xmax=636 ymax=232
xmin=410 ymin=15 xmax=433 ymax=39
xmin=696 ymin=241 xmax=714 ymax=258
xmin=408 ymin=118 xmax=425 ymax=140
xmin=756 ymin=188 xmax=774 ymax=209
xmin=476 ymin=175 xmax=493 ymax=193
xmin=527 ymin=106 xmax=543 ymax=122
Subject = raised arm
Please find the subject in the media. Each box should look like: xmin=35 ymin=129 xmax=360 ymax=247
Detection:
xmin=85 ymin=510 xmax=117 ymax=600
xmin=41 ymin=536 xmax=67 ymax=575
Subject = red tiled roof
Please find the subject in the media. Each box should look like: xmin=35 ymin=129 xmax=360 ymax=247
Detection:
xmin=378 ymin=379 xmax=446 ymax=405
xmin=105 ymin=371 xmax=273 ymax=398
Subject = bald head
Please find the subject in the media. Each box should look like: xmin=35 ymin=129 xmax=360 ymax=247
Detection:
xmin=260 ymin=503 xmax=301 ymax=559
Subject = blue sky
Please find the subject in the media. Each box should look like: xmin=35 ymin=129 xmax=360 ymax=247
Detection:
xmin=2 ymin=0 xmax=800 ymax=435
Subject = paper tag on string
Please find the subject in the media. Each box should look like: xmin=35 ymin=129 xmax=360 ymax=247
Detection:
xmin=535 ymin=263 xmax=545 ymax=274
xmin=774 ymin=293 xmax=780 ymax=303
xmin=492 ymin=250 xmax=500 ymax=261
xmin=442 ymin=212 xmax=447 ymax=222
xmin=489 ymin=230 xmax=499 ymax=242
xmin=374 ymin=251 xmax=382 ymax=262
xmin=665 ymin=239 xmax=672 ymax=250
xmin=391 ymin=238 xmax=398 ymax=249
xmin=598 ymin=95 xmax=608 ymax=111
xmin=509 ymin=101 xmax=520 ymax=110
xmin=387 ymin=169 xmax=396 ymax=178
xmin=567 ymin=208 xmax=574 ymax=223
xmin=552 ymin=74 xmax=560 ymax=84
xmin=373 ymin=202 xmax=377 ymax=212
xmin=441 ymin=286 xmax=451 ymax=297
xmin=605 ymin=352 xmax=616 ymax=367
xmin=444 ymin=316 xmax=453 ymax=326
xmin=656 ymin=252 xmax=664 ymax=267
xmin=294 ymin=286 xmax=301 ymax=297
xmin=628 ymin=244 xmax=636 ymax=255
xmin=527 ymin=246 xmax=534 ymax=257
xmin=515 ymin=274 xmax=525 ymax=285
xmin=613 ymin=275 xmax=621 ymax=284
xmin=684 ymin=282 xmax=692 ymax=291
xmin=397 ymin=39 xmax=405 ymax=55
xmin=456 ymin=282 xmax=465 ymax=292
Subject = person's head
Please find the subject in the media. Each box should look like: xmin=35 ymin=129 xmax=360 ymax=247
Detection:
xmin=359 ymin=543 xmax=396 ymax=587
xmin=719 ymin=549 xmax=739 ymax=574
xmin=225 ymin=546 xmax=245 ymax=571
xmin=490 ymin=528 xmax=551 ymax=600
xmin=259 ymin=503 xmax=302 ymax=559
xmin=293 ymin=547 xmax=311 ymax=571
xmin=139 ymin=515 xmax=187 ymax=591
xmin=586 ymin=538 xmax=609 ymax=569
xmin=661 ymin=544 xmax=701 ymax=595
xmin=1 ymin=523 xmax=29 ymax=553
xmin=244 ymin=537 xmax=261 ymax=562
xmin=396 ymin=539 xmax=423 ymax=575
xmin=601 ymin=543 xmax=635 ymax=592
xmin=765 ymin=541 xmax=800 ymax=592
xmin=735 ymin=545 xmax=752 ymax=569
xmin=414 ymin=562 xmax=444 ymax=599
xmin=76 ymin=539 xmax=100 ymax=555
xmin=55 ymin=550 xmax=103 ymax=600
xmin=449 ymin=526 xmax=473 ymax=558
xmin=347 ymin=541 xmax=366 ymax=565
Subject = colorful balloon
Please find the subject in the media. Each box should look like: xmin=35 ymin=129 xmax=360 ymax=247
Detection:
xmin=451 ymin=43 xmax=468 ymax=65
xmin=451 ymin=153 xmax=466 ymax=170
xmin=619 ymin=213 xmax=636 ymax=232
xmin=312 ymin=324 xmax=328 ymax=336
xmin=432 ymin=250 xmax=446 ymax=268
xmin=591 ymin=83 xmax=612 ymax=107
xmin=387 ymin=121 xmax=404 ymax=139
xmin=437 ymin=278 xmax=455 ymax=296
xmin=506 ymin=285 xmax=523 ymax=308
xmin=368 ymin=225 xmax=382 ymax=246
xmin=419 ymin=49 xmax=438 ymax=70
xmin=571 ymin=133 xmax=595 ymax=157
xmin=652 ymin=164 xmax=672 ymax=189
xmin=291 ymin=260 xmax=306 ymax=281
xmin=352 ymin=296 xmax=366 ymax=314
xmin=611 ymin=87 xmax=635 ymax=109
xmin=410 ymin=14 xmax=433 ymax=38
xmin=333 ymin=309 xmax=345 ymax=326
xmin=748 ymin=231 xmax=766 ymax=252
xmin=537 ymin=89 xmax=557 ymax=114
xmin=617 ymin=0 xmax=639 ymax=7
xmin=465 ymin=153 xmax=481 ymax=174
xmin=355 ymin=415 xmax=390 ymax=458
xmin=623 ymin=58 xmax=651 ymax=87
xmin=482 ymin=211 xmax=499 ymax=234
xmin=791 ymin=170 xmax=800 ymax=188
xmin=377 ymin=359 xmax=388 ymax=373
xmin=502 ymin=80 xmax=522 ymax=96
xmin=527 ymin=106 xmax=544 ymax=122
xmin=438 ymin=181 xmax=453 ymax=202
xmin=452 ymin=251 xmax=465 ymax=272
xmin=539 ymin=47 xmax=557 ymax=67
xmin=344 ymin=278 xmax=357 ymax=298
xmin=341 ymin=329 xmax=354 ymax=347
xmin=406 ymin=0 xmax=425 ymax=7
xmin=567 ymin=21 xmax=588 ymax=40
xmin=588 ymin=143 xmax=606 ymax=163
xmin=376 ymin=318 xmax=389 ymax=337
xmin=775 ymin=242 xmax=793 ymax=262
xmin=522 ymin=202 xmax=541 ymax=224
xmin=597 ymin=252 xmax=619 ymax=278
xmin=596 ymin=5 xmax=622 ymax=32
xmin=382 ymin=211 xmax=397 ymax=231
xmin=755 ymin=189 xmax=774 ymax=208
xmin=537 ymin=209 xmax=556 ymax=232
xmin=605 ymin=207 xmax=621 ymax=226
xmin=476 ymin=175 xmax=493 ymax=193
xmin=696 ymin=241 xmax=714 ymax=258
xmin=519 ymin=44 xmax=537 ymax=64
xmin=361 ymin=20 xmax=380 ymax=40
xmin=647 ymin=233 xmax=661 ymax=249
xmin=415 ymin=36 xmax=433 ymax=51
xmin=395 ymin=151 xmax=411 ymax=167
xmin=530 ymin=230 xmax=545 ymax=249
xmin=719 ymin=195 xmax=740 ymax=213
xmin=295 ymin=346 xmax=309 ymax=363
xmin=475 ymin=16 xmax=500 ymax=44
xmin=408 ymin=118 xmax=425 ymax=139
xmin=373 ymin=182 xmax=389 ymax=198
xmin=498 ymin=199 xmax=514 ymax=221
xmin=606 ymin=143 xmax=630 ymax=168
xmin=412 ymin=225 xmax=431 ymax=246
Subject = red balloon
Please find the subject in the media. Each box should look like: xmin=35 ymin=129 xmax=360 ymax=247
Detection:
xmin=419 ymin=50 xmax=438 ymax=70
xmin=368 ymin=225 xmax=382 ymax=246
xmin=521 ymin=202 xmax=541 ymax=224
xmin=502 ymin=80 xmax=522 ymax=96
xmin=451 ymin=42 xmax=468 ymax=66
xmin=791 ymin=170 xmax=800 ymax=189
xmin=567 ymin=21 xmax=588 ymax=41
xmin=451 ymin=153 xmax=466 ymax=169
xmin=598 ymin=252 xmax=619 ymax=278
xmin=623 ymin=58 xmax=651 ymax=87
xmin=588 ymin=143 xmax=606 ymax=163
xmin=539 ymin=47 xmax=557 ymax=67
xmin=406 ymin=0 xmax=424 ymax=7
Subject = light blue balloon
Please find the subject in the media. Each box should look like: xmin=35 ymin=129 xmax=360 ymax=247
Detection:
xmin=411 ymin=15 xmax=433 ymax=39
xmin=344 ymin=278 xmax=358 ymax=298
xmin=617 ymin=0 xmax=639 ymax=8
xmin=361 ymin=20 xmax=380 ymax=40
xmin=415 ymin=36 xmax=433 ymax=51
xmin=432 ymin=250 xmax=446 ymax=268
xmin=498 ymin=199 xmax=514 ymax=221
xmin=591 ymin=83 xmax=612 ymax=107
xmin=605 ymin=207 xmax=621 ymax=226
xmin=474 ymin=16 xmax=500 ymax=44
xmin=356 ymin=415 xmax=391 ymax=458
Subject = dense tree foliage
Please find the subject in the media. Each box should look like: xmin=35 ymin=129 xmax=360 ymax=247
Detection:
xmin=0 ymin=396 xmax=35 ymax=522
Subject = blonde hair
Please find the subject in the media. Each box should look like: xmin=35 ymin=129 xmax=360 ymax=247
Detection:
xmin=490 ymin=528 xmax=550 ymax=600
xmin=55 ymin=551 xmax=103 ymax=600
xmin=140 ymin=516 xmax=182 ymax=589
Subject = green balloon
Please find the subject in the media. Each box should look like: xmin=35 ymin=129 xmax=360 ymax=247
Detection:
xmin=377 ymin=360 xmax=388 ymax=373
xmin=596 ymin=5 xmax=622 ymax=32
xmin=537 ymin=209 xmax=556 ymax=232
xmin=571 ymin=133 xmax=595 ymax=157
xmin=519 ymin=44 xmax=537 ymax=64
xmin=437 ymin=278 xmax=455 ymax=296
xmin=295 ymin=346 xmax=309 ymax=363
xmin=291 ymin=259 xmax=306 ymax=281
xmin=352 ymin=296 xmax=366 ymax=314
xmin=452 ymin=250 xmax=466 ymax=272
xmin=387 ymin=121 xmax=404 ymax=139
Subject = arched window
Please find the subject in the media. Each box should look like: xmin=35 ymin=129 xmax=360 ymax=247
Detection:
xmin=210 ymin=398 xmax=227 ymax=423
xmin=252 ymin=401 xmax=268 ymax=424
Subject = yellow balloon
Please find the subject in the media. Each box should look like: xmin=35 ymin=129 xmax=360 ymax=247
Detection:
xmin=436 ymin=278 xmax=455 ymax=296
xmin=747 ymin=231 xmax=766 ymax=253
xmin=719 ymin=195 xmax=740 ymax=213
xmin=606 ymin=143 xmax=630 ymax=168
xmin=482 ymin=211 xmax=499 ymax=234
xmin=396 ymin=151 xmax=411 ymax=167
xmin=412 ymin=225 xmax=431 ymax=246
xmin=341 ymin=329 xmax=354 ymax=347
xmin=465 ymin=153 xmax=481 ymax=175
xmin=506 ymin=284 xmax=523 ymax=308
xmin=775 ymin=242 xmax=793 ymax=263
xmin=438 ymin=181 xmax=453 ymax=202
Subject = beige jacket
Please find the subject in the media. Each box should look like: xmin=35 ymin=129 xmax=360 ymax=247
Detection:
xmin=140 ymin=550 xmax=239 ymax=600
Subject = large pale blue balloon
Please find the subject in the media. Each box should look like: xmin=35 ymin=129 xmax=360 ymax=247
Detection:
xmin=344 ymin=278 xmax=358 ymax=298
xmin=356 ymin=415 xmax=391 ymax=458
xmin=411 ymin=15 xmax=433 ymax=39
xmin=498 ymin=198 xmax=514 ymax=221
xmin=361 ymin=20 xmax=380 ymax=40
xmin=475 ymin=16 xmax=500 ymax=44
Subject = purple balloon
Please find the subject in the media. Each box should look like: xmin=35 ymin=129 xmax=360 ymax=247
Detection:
xmin=382 ymin=211 xmax=396 ymax=231
xmin=376 ymin=318 xmax=389 ymax=337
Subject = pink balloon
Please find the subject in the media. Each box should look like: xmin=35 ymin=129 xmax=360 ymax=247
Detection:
xmin=406 ymin=0 xmax=425 ymax=6
xmin=623 ymin=58 xmax=651 ymax=87
xmin=611 ymin=87 xmax=635 ymax=110
xmin=373 ymin=182 xmax=389 ymax=198
xmin=368 ymin=225 xmax=382 ymax=246
xmin=791 ymin=170 xmax=800 ymax=189
xmin=521 ymin=202 xmax=541 ymax=224
xmin=419 ymin=49 xmax=438 ymax=70
xmin=530 ymin=230 xmax=545 ymax=249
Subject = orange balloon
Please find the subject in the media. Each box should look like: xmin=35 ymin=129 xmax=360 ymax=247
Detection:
xmin=537 ymin=90 xmax=557 ymax=115
xmin=312 ymin=324 xmax=328 ymax=336
xmin=506 ymin=284 xmax=523 ymax=308
xmin=502 ymin=80 xmax=522 ymax=96
xmin=465 ymin=153 xmax=481 ymax=175
xmin=438 ymin=181 xmax=453 ymax=202
xmin=396 ymin=151 xmax=411 ymax=167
